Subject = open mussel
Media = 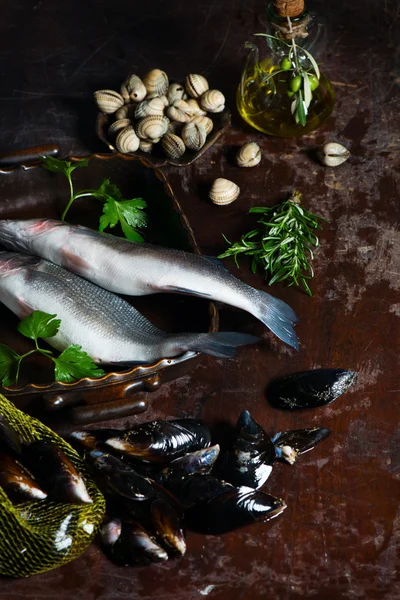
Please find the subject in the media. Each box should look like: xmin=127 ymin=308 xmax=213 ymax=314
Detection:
xmin=21 ymin=440 xmax=92 ymax=504
xmin=101 ymin=518 xmax=168 ymax=566
xmin=0 ymin=450 xmax=47 ymax=502
xmin=186 ymin=487 xmax=286 ymax=535
xmin=104 ymin=419 xmax=211 ymax=463
xmin=216 ymin=410 xmax=276 ymax=489
xmin=272 ymin=428 xmax=331 ymax=465
xmin=267 ymin=369 xmax=358 ymax=409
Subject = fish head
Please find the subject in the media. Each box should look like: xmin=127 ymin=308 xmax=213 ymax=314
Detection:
xmin=0 ymin=219 xmax=64 ymax=253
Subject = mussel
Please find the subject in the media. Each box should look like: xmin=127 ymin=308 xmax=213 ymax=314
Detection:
xmin=21 ymin=440 xmax=92 ymax=504
xmin=186 ymin=487 xmax=286 ymax=535
xmin=267 ymin=369 xmax=358 ymax=409
xmin=217 ymin=410 xmax=276 ymax=489
xmin=172 ymin=473 xmax=234 ymax=509
xmin=101 ymin=518 xmax=168 ymax=566
xmin=272 ymin=428 xmax=331 ymax=465
xmin=0 ymin=450 xmax=47 ymax=502
xmin=159 ymin=445 xmax=220 ymax=487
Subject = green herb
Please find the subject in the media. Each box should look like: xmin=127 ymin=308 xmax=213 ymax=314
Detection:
xmin=218 ymin=191 xmax=327 ymax=296
xmin=0 ymin=310 xmax=105 ymax=386
xmin=255 ymin=16 xmax=321 ymax=127
xmin=41 ymin=156 xmax=148 ymax=241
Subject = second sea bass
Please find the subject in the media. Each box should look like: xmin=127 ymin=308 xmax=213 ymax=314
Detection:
xmin=0 ymin=252 xmax=258 ymax=364
xmin=0 ymin=219 xmax=299 ymax=349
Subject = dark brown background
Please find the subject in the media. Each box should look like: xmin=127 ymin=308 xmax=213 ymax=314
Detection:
xmin=0 ymin=0 xmax=399 ymax=598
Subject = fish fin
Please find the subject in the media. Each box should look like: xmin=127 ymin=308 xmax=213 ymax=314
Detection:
xmin=61 ymin=248 xmax=90 ymax=275
xmin=163 ymin=285 xmax=212 ymax=298
xmin=253 ymin=291 xmax=299 ymax=350
xmin=187 ymin=332 xmax=260 ymax=358
xmin=203 ymin=256 xmax=230 ymax=272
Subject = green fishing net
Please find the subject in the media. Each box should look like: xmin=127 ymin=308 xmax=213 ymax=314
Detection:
xmin=0 ymin=394 xmax=106 ymax=578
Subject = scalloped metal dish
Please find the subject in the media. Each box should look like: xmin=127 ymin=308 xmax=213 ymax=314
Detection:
xmin=96 ymin=109 xmax=231 ymax=167
xmin=0 ymin=151 xmax=219 ymax=424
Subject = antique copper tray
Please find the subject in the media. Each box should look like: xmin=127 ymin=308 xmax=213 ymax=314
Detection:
xmin=0 ymin=149 xmax=218 ymax=424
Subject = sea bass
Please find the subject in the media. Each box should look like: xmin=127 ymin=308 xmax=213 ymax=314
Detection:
xmin=0 ymin=219 xmax=299 ymax=349
xmin=0 ymin=252 xmax=259 ymax=364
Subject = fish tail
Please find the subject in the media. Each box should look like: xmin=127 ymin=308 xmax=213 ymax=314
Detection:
xmin=181 ymin=332 xmax=260 ymax=359
xmin=253 ymin=291 xmax=299 ymax=350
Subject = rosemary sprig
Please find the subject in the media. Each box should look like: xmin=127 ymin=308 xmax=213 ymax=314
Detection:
xmin=218 ymin=191 xmax=327 ymax=296
xmin=255 ymin=20 xmax=321 ymax=127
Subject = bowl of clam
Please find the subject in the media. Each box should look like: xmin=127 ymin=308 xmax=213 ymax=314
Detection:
xmin=95 ymin=69 xmax=231 ymax=167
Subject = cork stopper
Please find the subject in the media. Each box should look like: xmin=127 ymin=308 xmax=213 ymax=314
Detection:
xmin=273 ymin=0 xmax=305 ymax=17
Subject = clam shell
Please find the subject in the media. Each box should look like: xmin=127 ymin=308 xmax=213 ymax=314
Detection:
xmin=190 ymin=115 xmax=213 ymax=135
xmin=136 ymin=115 xmax=169 ymax=141
xmin=161 ymin=133 xmax=186 ymax=159
xmin=166 ymin=99 xmax=193 ymax=123
xmin=139 ymin=140 xmax=153 ymax=153
xmin=142 ymin=69 xmax=169 ymax=97
xmin=115 ymin=105 xmax=130 ymax=120
xmin=209 ymin=178 xmax=240 ymax=206
xmin=236 ymin=142 xmax=261 ymax=168
xmin=124 ymin=74 xmax=147 ymax=103
xmin=167 ymin=83 xmax=186 ymax=104
xmin=108 ymin=118 xmax=132 ymax=137
xmin=318 ymin=142 xmax=350 ymax=167
xmin=159 ymin=95 xmax=169 ymax=107
xmin=115 ymin=126 xmax=140 ymax=153
xmin=166 ymin=120 xmax=183 ymax=135
xmin=181 ymin=121 xmax=207 ymax=151
xmin=134 ymin=97 xmax=165 ymax=119
xmin=186 ymin=98 xmax=206 ymax=117
xmin=185 ymin=74 xmax=209 ymax=99
xmin=120 ymin=84 xmax=130 ymax=104
xmin=94 ymin=90 xmax=124 ymax=114
xmin=200 ymin=90 xmax=225 ymax=113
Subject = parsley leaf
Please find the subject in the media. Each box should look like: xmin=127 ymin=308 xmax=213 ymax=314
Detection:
xmin=41 ymin=156 xmax=89 ymax=177
xmin=53 ymin=345 xmax=105 ymax=383
xmin=17 ymin=311 xmax=61 ymax=341
xmin=0 ymin=344 xmax=20 ymax=387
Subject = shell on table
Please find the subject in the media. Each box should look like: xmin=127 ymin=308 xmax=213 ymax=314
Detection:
xmin=139 ymin=140 xmax=153 ymax=153
xmin=108 ymin=118 xmax=132 ymax=137
xmin=209 ymin=178 xmax=240 ymax=206
xmin=167 ymin=83 xmax=187 ymax=104
xmin=115 ymin=126 xmax=140 ymax=153
xmin=182 ymin=121 xmax=207 ymax=151
xmin=161 ymin=133 xmax=186 ymax=159
xmin=318 ymin=142 xmax=350 ymax=167
xmin=200 ymin=90 xmax=225 ymax=113
xmin=186 ymin=99 xmax=206 ymax=117
xmin=123 ymin=74 xmax=147 ymax=103
xmin=190 ymin=115 xmax=213 ymax=136
xmin=142 ymin=69 xmax=169 ymax=97
xmin=167 ymin=99 xmax=193 ymax=123
xmin=94 ymin=90 xmax=124 ymax=114
xmin=134 ymin=97 xmax=165 ymax=119
xmin=136 ymin=115 xmax=169 ymax=141
xmin=236 ymin=142 xmax=261 ymax=168
xmin=185 ymin=74 xmax=209 ymax=99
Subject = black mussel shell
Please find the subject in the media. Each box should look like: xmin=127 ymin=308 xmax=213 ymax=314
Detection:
xmin=104 ymin=419 xmax=211 ymax=464
xmin=272 ymin=428 xmax=331 ymax=464
xmin=267 ymin=369 xmax=358 ymax=409
xmin=174 ymin=473 xmax=234 ymax=509
xmin=150 ymin=497 xmax=186 ymax=555
xmin=0 ymin=414 xmax=22 ymax=454
xmin=0 ymin=450 xmax=47 ymax=502
xmin=21 ymin=440 xmax=92 ymax=504
xmin=186 ymin=487 xmax=287 ymax=535
xmin=69 ymin=429 xmax=124 ymax=451
xmin=160 ymin=445 xmax=220 ymax=486
xmin=101 ymin=519 xmax=168 ymax=566
xmin=217 ymin=411 xmax=276 ymax=489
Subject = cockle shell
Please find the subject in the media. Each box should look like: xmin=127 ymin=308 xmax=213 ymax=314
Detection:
xmin=108 ymin=118 xmax=132 ymax=137
xmin=134 ymin=97 xmax=165 ymax=119
xmin=94 ymin=90 xmax=124 ymax=114
xmin=182 ymin=121 xmax=207 ymax=151
xmin=166 ymin=120 xmax=182 ymax=135
xmin=167 ymin=83 xmax=186 ymax=104
xmin=190 ymin=115 xmax=213 ymax=135
xmin=139 ymin=140 xmax=153 ymax=153
xmin=318 ymin=142 xmax=350 ymax=167
xmin=115 ymin=126 xmax=140 ymax=153
xmin=185 ymin=74 xmax=209 ymax=99
xmin=209 ymin=178 xmax=240 ymax=206
xmin=142 ymin=69 xmax=169 ymax=97
xmin=115 ymin=105 xmax=130 ymax=120
xmin=124 ymin=74 xmax=147 ymax=103
xmin=159 ymin=95 xmax=169 ymax=107
xmin=200 ymin=90 xmax=225 ymax=113
xmin=161 ymin=133 xmax=186 ymax=159
xmin=186 ymin=99 xmax=206 ymax=117
xmin=136 ymin=115 xmax=169 ymax=141
xmin=167 ymin=99 xmax=193 ymax=123
xmin=236 ymin=142 xmax=261 ymax=168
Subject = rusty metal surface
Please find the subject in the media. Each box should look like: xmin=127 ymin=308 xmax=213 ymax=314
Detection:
xmin=0 ymin=0 xmax=399 ymax=598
